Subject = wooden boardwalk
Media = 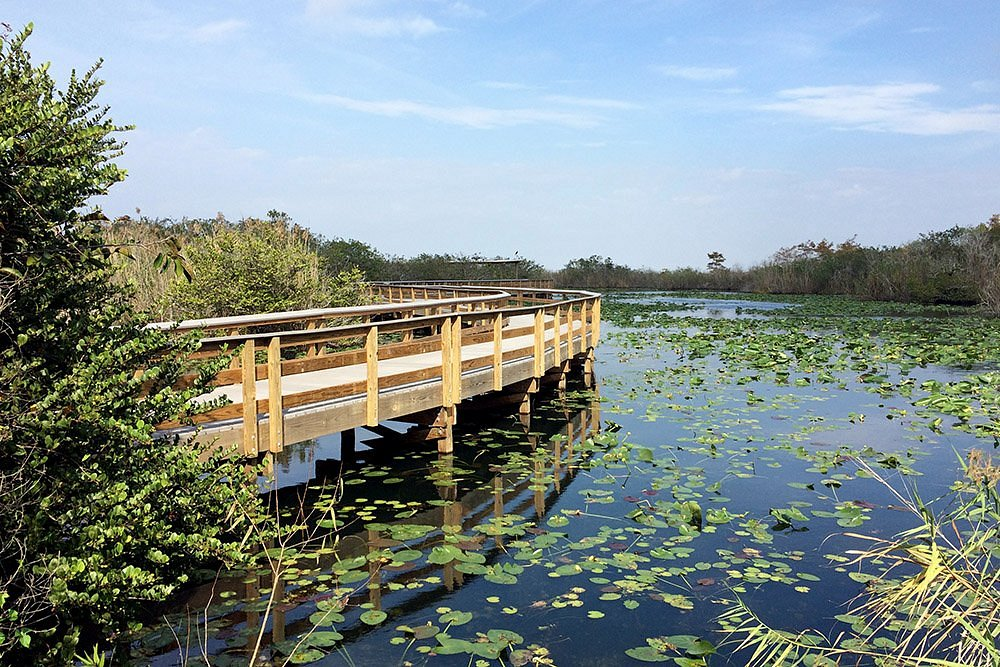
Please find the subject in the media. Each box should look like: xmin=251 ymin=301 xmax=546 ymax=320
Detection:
xmin=155 ymin=283 xmax=601 ymax=455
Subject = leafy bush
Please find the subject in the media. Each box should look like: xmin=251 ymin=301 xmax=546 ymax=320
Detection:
xmin=0 ymin=25 xmax=268 ymax=662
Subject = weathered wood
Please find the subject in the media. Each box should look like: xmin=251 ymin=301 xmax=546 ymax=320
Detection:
xmin=451 ymin=315 xmax=462 ymax=404
xmin=241 ymin=341 xmax=257 ymax=456
xmin=305 ymin=319 xmax=319 ymax=357
xmin=441 ymin=316 xmax=453 ymax=406
xmin=437 ymin=405 xmax=455 ymax=454
xmin=553 ymin=306 xmax=562 ymax=366
xmin=365 ymin=326 xmax=379 ymax=426
xmin=267 ymin=336 xmax=283 ymax=452
xmin=492 ymin=313 xmax=503 ymax=391
xmin=593 ymin=299 xmax=601 ymax=344
xmin=533 ymin=309 xmax=544 ymax=378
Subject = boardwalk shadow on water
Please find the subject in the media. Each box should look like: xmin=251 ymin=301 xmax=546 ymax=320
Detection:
xmin=131 ymin=380 xmax=603 ymax=665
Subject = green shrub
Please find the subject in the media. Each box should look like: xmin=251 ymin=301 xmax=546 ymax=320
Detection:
xmin=0 ymin=25 xmax=268 ymax=662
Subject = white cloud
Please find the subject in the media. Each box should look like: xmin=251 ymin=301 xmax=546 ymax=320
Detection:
xmin=761 ymin=83 xmax=1000 ymax=135
xmin=657 ymin=65 xmax=738 ymax=82
xmin=301 ymin=93 xmax=601 ymax=128
xmin=479 ymin=80 xmax=537 ymax=91
xmin=443 ymin=2 xmax=486 ymax=19
xmin=544 ymin=95 xmax=641 ymax=110
xmin=344 ymin=15 xmax=443 ymax=37
xmin=972 ymin=80 xmax=999 ymax=93
xmin=190 ymin=19 xmax=248 ymax=43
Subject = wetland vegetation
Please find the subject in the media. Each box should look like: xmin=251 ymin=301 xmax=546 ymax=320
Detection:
xmin=129 ymin=292 xmax=1000 ymax=666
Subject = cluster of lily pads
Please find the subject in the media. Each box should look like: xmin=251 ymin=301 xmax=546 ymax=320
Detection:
xmin=130 ymin=291 xmax=1000 ymax=665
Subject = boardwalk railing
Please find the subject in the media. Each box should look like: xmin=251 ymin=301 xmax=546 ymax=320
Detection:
xmin=154 ymin=284 xmax=600 ymax=456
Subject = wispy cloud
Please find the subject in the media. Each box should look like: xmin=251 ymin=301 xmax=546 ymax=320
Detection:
xmin=479 ymin=80 xmax=537 ymax=91
xmin=301 ymin=93 xmax=601 ymax=129
xmin=190 ymin=19 xmax=248 ymax=43
xmin=544 ymin=95 xmax=640 ymax=110
xmin=972 ymin=80 xmax=999 ymax=93
xmin=305 ymin=0 xmax=444 ymax=37
xmin=657 ymin=65 xmax=738 ymax=82
xmin=761 ymin=83 xmax=1000 ymax=135
xmin=443 ymin=2 xmax=486 ymax=19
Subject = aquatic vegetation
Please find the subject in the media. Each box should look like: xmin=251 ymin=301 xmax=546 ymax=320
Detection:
xmin=128 ymin=292 xmax=1000 ymax=665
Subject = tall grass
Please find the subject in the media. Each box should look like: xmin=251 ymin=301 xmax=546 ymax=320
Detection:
xmin=717 ymin=453 xmax=1000 ymax=666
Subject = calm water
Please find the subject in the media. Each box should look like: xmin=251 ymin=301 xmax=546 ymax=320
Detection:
xmin=132 ymin=294 xmax=986 ymax=666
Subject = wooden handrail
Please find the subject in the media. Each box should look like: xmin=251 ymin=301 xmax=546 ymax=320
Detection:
xmin=147 ymin=292 xmax=509 ymax=334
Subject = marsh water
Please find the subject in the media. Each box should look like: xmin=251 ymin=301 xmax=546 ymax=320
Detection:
xmin=132 ymin=292 xmax=1000 ymax=666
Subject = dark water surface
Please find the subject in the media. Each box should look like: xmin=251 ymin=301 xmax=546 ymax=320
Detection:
xmin=132 ymin=294 xmax=990 ymax=666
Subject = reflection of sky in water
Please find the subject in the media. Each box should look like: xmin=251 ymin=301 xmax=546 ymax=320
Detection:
xmin=614 ymin=292 xmax=795 ymax=320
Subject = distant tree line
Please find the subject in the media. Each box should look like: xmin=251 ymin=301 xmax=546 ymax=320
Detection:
xmin=552 ymin=219 xmax=1000 ymax=315
xmin=109 ymin=214 xmax=1000 ymax=317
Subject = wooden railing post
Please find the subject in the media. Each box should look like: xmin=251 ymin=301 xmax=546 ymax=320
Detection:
xmin=580 ymin=301 xmax=590 ymax=350
xmin=241 ymin=341 xmax=258 ymax=456
xmin=593 ymin=298 xmax=601 ymax=344
xmin=451 ymin=315 xmax=462 ymax=404
xmin=306 ymin=319 xmax=318 ymax=357
xmin=492 ymin=312 xmax=503 ymax=391
xmin=366 ymin=326 xmax=379 ymax=426
xmin=533 ymin=308 xmax=544 ymax=378
xmin=566 ymin=305 xmax=582 ymax=357
xmin=441 ymin=316 xmax=453 ymax=407
xmin=553 ymin=305 xmax=562 ymax=366
xmin=267 ymin=336 xmax=283 ymax=452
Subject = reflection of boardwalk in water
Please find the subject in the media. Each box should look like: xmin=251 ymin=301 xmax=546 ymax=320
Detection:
xmin=147 ymin=388 xmax=601 ymax=661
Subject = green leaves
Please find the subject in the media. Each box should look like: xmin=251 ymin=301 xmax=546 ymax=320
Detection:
xmin=626 ymin=635 xmax=715 ymax=664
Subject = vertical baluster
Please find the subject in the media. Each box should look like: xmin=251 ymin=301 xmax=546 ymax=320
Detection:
xmin=267 ymin=336 xmax=283 ymax=452
xmin=241 ymin=340 xmax=257 ymax=456
xmin=366 ymin=326 xmax=379 ymax=426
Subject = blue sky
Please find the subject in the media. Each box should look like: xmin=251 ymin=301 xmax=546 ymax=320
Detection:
xmin=7 ymin=1 xmax=999 ymax=269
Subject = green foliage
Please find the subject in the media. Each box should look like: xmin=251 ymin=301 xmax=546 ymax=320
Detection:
xmin=105 ymin=213 xmax=369 ymax=320
xmin=152 ymin=215 xmax=364 ymax=319
xmin=558 ymin=255 xmax=642 ymax=289
xmin=0 ymin=25 xmax=268 ymax=662
xmin=380 ymin=252 xmax=547 ymax=283
xmin=319 ymin=236 xmax=389 ymax=280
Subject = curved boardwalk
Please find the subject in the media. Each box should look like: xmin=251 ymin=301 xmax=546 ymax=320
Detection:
xmin=155 ymin=283 xmax=601 ymax=455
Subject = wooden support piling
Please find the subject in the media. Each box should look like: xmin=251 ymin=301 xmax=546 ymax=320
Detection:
xmin=341 ymin=428 xmax=356 ymax=463
xmin=437 ymin=405 xmax=455 ymax=454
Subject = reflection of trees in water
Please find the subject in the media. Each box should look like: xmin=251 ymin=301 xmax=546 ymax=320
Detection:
xmin=142 ymin=385 xmax=601 ymax=662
